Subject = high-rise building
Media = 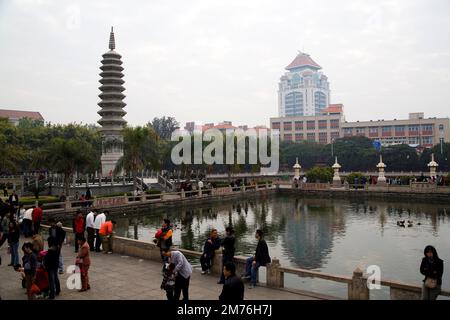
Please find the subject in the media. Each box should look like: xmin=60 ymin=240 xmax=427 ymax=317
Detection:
xmin=97 ymin=27 xmax=127 ymax=176
xmin=278 ymin=52 xmax=330 ymax=117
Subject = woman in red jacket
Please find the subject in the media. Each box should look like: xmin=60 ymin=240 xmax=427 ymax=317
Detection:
xmin=72 ymin=210 xmax=85 ymax=253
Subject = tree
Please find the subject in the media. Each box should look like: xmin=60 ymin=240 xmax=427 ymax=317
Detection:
xmin=305 ymin=166 xmax=333 ymax=183
xmin=148 ymin=116 xmax=179 ymax=140
xmin=115 ymin=125 xmax=160 ymax=190
xmin=44 ymin=137 xmax=97 ymax=196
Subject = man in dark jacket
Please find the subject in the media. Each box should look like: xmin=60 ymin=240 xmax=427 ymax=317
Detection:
xmin=200 ymin=228 xmax=221 ymax=275
xmin=243 ymin=229 xmax=271 ymax=288
xmin=48 ymin=218 xmax=66 ymax=274
xmin=218 ymin=226 xmax=235 ymax=284
xmin=44 ymin=236 xmax=61 ymax=299
xmin=219 ymin=262 xmax=244 ymax=302
xmin=420 ymin=245 xmax=444 ymax=300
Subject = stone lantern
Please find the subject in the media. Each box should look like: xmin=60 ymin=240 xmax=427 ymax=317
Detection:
xmin=293 ymin=157 xmax=301 ymax=179
xmin=332 ymin=156 xmax=341 ymax=186
xmin=376 ymin=155 xmax=387 ymax=186
xmin=427 ymin=153 xmax=438 ymax=180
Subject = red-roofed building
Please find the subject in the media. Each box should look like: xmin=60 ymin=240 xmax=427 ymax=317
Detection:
xmin=0 ymin=108 xmax=44 ymax=125
xmin=285 ymin=52 xmax=322 ymax=70
xmin=279 ymin=52 xmax=330 ymax=117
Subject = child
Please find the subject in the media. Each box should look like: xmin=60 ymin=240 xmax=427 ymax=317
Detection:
xmin=35 ymin=251 xmax=49 ymax=299
xmin=160 ymin=263 xmax=176 ymax=301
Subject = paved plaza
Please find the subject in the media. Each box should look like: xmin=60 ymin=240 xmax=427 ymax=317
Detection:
xmin=0 ymin=238 xmax=320 ymax=300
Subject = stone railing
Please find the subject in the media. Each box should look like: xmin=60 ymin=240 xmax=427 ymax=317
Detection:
xmin=31 ymin=182 xmax=276 ymax=214
xmin=43 ymin=224 xmax=450 ymax=300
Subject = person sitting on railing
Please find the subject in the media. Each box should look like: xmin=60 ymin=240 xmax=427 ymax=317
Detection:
xmin=242 ymin=229 xmax=271 ymax=289
xmin=200 ymin=228 xmax=221 ymax=275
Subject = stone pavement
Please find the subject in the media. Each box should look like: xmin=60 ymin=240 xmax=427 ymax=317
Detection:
xmin=0 ymin=239 xmax=319 ymax=300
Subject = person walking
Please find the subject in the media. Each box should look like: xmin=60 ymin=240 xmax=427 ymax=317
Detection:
xmin=162 ymin=248 xmax=192 ymax=301
xmin=99 ymin=219 xmax=116 ymax=254
xmin=21 ymin=242 xmax=38 ymax=300
xmin=85 ymin=209 xmax=96 ymax=251
xmin=8 ymin=220 xmax=20 ymax=266
xmin=219 ymin=262 xmax=244 ymax=302
xmin=218 ymin=227 xmax=235 ymax=284
xmin=420 ymin=245 xmax=444 ymax=300
xmin=8 ymin=190 xmax=19 ymax=207
xmin=243 ymin=229 xmax=271 ymax=289
xmin=72 ymin=210 xmax=85 ymax=253
xmin=31 ymin=203 xmax=43 ymax=235
xmin=22 ymin=206 xmax=34 ymax=237
xmin=48 ymin=219 xmax=66 ymax=274
xmin=155 ymin=219 xmax=173 ymax=273
xmin=200 ymin=228 xmax=221 ymax=275
xmin=94 ymin=210 xmax=107 ymax=252
xmin=76 ymin=236 xmax=91 ymax=292
xmin=44 ymin=236 xmax=61 ymax=299
xmin=160 ymin=262 xmax=176 ymax=301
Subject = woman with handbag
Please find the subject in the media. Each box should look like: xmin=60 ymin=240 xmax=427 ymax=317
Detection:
xmin=420 ymin=245 xmax=444 ymax=300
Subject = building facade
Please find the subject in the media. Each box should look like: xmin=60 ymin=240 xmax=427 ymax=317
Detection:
xmin=0 ymin=109 xmax=44 ymax=125
xmin=278 ymin=52 xmax=330 ymax=117
xmin=271 ymin=110 xmax=450 ymax=147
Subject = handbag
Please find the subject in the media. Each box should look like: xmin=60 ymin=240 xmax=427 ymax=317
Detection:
xmin=425 ymin=277 xmax=437 ymax=289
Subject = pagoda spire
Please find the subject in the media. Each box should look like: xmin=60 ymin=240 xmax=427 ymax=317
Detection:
xmin=109 ymin=26 xmax=115 ymax=50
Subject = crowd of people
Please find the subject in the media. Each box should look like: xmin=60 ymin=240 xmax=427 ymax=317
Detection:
xmin=154 ymin=218 xmax=272 ymax=302
xmin=0 ymin=187 xmax=445 ymax=301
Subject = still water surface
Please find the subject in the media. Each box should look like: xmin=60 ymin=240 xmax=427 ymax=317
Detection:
xmin=113 ymin=195 xmax=450 ymax=299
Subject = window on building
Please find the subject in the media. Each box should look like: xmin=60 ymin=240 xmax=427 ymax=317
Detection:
xmin=421 ymin=124 xmax=433 ymax=132
xmin=283 ymin=121 xmax=292 ymax=130
xmin=319 ymin=132 xmax=327 ymax=144
xmin=343 ymin=128 xmax=353 ymax=135
xmin=284 ymin=134 xmax=292 ymax=141
xmin=272 ymin=122 xmax=280 ymax=129
xmin=318 ymin=120 xmax=327 ymax=129
xmin=314 ymin=91 xmax=327 ymax=113
xmin=355 ymin=128 xmax=365 ymax=134
xmin=369 ymin=127 xmax=378 ymax=133
xmin=306 ymin=120 xmax=315 ymax=130
xmin=439 ymin=124 xmax=444 ymax=131
xmin=285 ymin=92 xmax=304 ymax=117
xmin=395 ymin=126 xmax=405 ymax=132
xmin=307 ymin=133 xmax=315 ymax=141
xmin=330 ymin=132 xmax=340 ymax=140
xmin=422 ymin=136 xmax=433 ymax=144
xmin=382 ymin=126 xmax=392 ymax=132
xmin=295 ymin=121 xmax=303 ymax=130
xmin=295 ymin=133 xmax=303 ymax=141
xmin=330 ymin=119 xmax=339 ymax=129
xmin=408 ymin=125 xmax=419 ymax=132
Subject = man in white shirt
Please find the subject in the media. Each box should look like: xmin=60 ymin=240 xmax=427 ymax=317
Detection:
xmin=162 ymin=248 xmax=193 ymax=301
xmin=93 ymin=210 xmax=107 ymax=252
xmin=85 ymin=209 xmax=97 ymax=251
xmin=23 ymin=206 xmax=34 ymax=237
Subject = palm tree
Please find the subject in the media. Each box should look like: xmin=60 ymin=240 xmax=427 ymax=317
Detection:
xmin=45 ymin=137 xmax=97 ymax=196
xmin=114 ymin=125 xmax=160 ymax=191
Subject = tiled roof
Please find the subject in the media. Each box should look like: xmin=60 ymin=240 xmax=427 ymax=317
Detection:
xmin=0 ymin=109 xmax=44 ymax=121
xmin=286 ymin=52 xmax=321 ymax=70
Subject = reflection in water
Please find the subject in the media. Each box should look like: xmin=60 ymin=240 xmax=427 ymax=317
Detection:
xmin=113 ymin=195 xmax=450 ymax=299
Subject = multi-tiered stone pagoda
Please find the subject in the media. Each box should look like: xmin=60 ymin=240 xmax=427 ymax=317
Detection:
xmin=98 ymin=27 xmax=127 ymax=176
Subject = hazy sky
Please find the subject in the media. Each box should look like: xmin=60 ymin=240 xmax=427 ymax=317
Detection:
xmin=1 ymin=0 xmax=449 ymax=128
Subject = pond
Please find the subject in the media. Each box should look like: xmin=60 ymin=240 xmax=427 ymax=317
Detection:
xmin=113 ymin=194 xmax=450 ymax=299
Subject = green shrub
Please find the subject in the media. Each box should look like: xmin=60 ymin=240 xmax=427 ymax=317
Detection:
xmin=306 ymin=167 xmax=333 ymax=183
xmin=346 ymin=172 xmax=365 ymax=184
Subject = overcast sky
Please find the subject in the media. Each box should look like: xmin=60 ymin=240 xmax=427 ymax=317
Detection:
xmin=1 ymin=0 xmax=449 ymax=128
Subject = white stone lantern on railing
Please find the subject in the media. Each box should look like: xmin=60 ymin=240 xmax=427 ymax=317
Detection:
xmin=332 ymin=156 xmax=342 ymax=186
xmin=376 ymin=155 xmax=387 ymax=186
xmin=427 ymin=153 xmax=438 ymax=180
xmin=293 ymin=157 xmax=301 ymax=179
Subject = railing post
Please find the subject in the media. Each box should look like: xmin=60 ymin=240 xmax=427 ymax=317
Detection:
xmin=124 ymin=193 xmax=128 ymax=204
xmin=140 ymin=193 xmax=146 ymax=203
xmin=266 ymin=258 xmax=284 ymax=288
xmin=212 ymin=249 xmax=223 ymax=275
xmin=65 ymin=199 xmax=71 ymax=211
xmin=198 ymin=187 xmax=202 ymax=197
xmin=180 ymin=188 xmax=185 ymax=199
xmin=348 ymin=267 xmax=369 ymax=300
